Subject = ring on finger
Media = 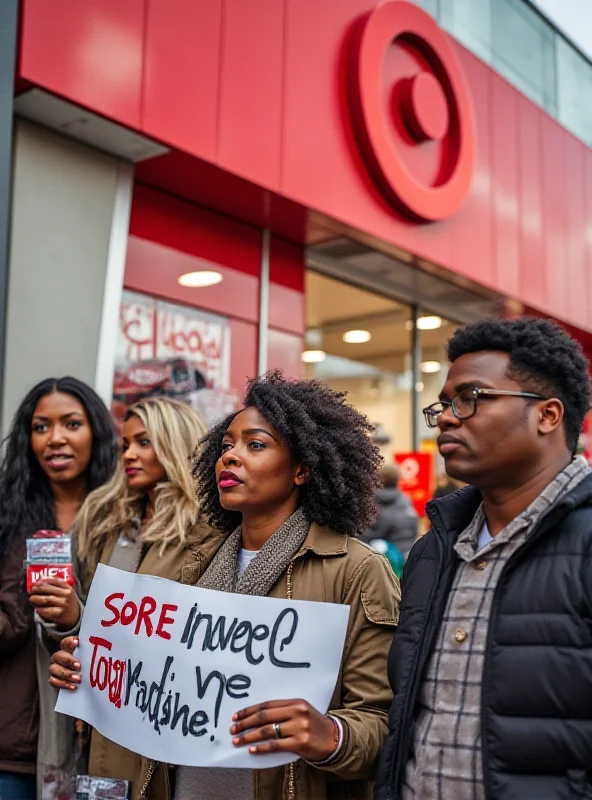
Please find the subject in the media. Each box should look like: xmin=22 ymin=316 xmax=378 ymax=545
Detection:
xmin=273 ymin=722 xmax=282 ymax=740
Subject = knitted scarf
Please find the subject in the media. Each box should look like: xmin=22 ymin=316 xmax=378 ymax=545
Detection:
xmin=196 ymin=507 xmax=310 ymax=596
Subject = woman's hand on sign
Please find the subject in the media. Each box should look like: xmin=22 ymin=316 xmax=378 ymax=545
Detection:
xmin=49 ymin=636 xmax=81 ymax=691
xmin=30 ymin=578 xmax=80 ymax=629
xmin=230 ymin=699 xmax=337 ymax=761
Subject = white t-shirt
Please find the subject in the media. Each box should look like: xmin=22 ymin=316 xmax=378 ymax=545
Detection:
xmin=477 ymin=521 xmax=492 ymax=551
xmin=237 ymin=547 xmax=259 ymax=575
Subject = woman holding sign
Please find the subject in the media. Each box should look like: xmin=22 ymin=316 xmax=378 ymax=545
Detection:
xmin=186 ymin=370 xmax=400 ymax=799
xmin=52 ymin=373 xmax=400 ymax=800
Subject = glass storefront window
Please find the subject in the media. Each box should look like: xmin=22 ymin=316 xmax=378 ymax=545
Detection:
xmin=491 ymin=0 xmax=556 ymax=113
xmin=111 ymin=290 xmax=239 ymax=433
xmin=303 ymin=271 xmax=455 ymax=474
xmin=440 ymin=0 xmax=492 ymax=63
xmin=304 ymin=272 xmax=412 ymax=459
xmin=426 ymin=0 xmax=592 ymax=145
xmin=415 ymin=0 xmax=439 ymax=19
xmin=556 ymin=37 xmax=592 ymax=147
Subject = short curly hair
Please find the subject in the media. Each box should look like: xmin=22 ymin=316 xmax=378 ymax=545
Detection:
xmin=447 ymin=317 xmax=591 ymax=452
xmin=194 ymin=370 xmax=382 ymax=536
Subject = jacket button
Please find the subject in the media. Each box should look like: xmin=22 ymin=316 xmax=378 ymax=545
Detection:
xmin=454 ymin=628 xmax=468 ymax=643
xmin=474 ymin=560 xmax=487 ymax=570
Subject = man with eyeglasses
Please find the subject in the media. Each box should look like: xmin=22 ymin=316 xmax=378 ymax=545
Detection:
xmin=375 ymin=317 xmax=592 ymax=800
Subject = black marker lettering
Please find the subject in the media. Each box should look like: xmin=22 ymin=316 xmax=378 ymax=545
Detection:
xmin=269 ymin=608 xmax=310 ymax=668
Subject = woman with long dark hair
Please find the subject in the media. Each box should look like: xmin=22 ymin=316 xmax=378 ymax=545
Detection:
xmin=52 ymin=372 xmax=400 ymax=800
xmin=0 ymin=377 xmax=117 ymax=799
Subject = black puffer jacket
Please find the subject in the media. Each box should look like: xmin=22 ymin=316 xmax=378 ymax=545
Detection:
xmin=375 ymin=475 xmax=592 ymax=800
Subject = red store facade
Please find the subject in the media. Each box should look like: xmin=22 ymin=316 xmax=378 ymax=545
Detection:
xmin=2 ymin=0 xmax=592 ymax=465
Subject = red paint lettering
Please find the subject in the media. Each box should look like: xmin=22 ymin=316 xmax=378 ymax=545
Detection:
xmin=120 ymin=601 xmax=138 ymax=626
xmin=88 ymin=635 xmax=126 ymax=708
xmin=156 ymin=604 xmax=178 ymax=640
xmin=135 ymin=595 xmax=157 ymax=637
xmin=101 ymin=593 xmax=124 ymax=627
xmin=99 ymin=593 xmax=176 ymax=640
xmin=89 ymin=636 xmax=113 ymax=688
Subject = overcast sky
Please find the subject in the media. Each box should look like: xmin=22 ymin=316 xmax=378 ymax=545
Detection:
xmin=530 ymin=0 xmax=592 ymax=61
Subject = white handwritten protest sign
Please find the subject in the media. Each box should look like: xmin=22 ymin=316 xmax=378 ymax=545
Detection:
xmin=56 ymin=565 xmax=350 ymax=768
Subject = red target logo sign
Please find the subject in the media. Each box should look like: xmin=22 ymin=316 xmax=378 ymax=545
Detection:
xmin=349 ymin=1 xmax=475 ymax=222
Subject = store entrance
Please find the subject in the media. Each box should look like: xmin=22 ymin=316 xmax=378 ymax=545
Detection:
xmin=302 ymin=235 xmax=503 ymax=514
xmin=303 ymin=270 xmax=452 ymax=467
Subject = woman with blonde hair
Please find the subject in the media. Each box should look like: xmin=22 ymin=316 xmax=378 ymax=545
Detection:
xmin=75 ymin=395 xmax=208 ymax=578
xmin=49 ymin=396 xmax=211 ymax=797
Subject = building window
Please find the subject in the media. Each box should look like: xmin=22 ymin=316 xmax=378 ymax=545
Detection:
xmin=556 ymin=37 xmax=592 ymax=146
xmin=440 ymin=0 xmax=492 ymax=63
xmin=415 ymin=0 xmax=440 ymax=19
xmin=491 ymin=0 xmax=556 ymax=113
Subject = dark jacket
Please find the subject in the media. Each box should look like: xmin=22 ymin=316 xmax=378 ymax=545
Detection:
xmin=375 ymin=476 xmax=592 ymax=800
xmin=0 ymin=538 xmax=38 ymax=774
xmin=366 ymin=489 xmax=418 ymax=556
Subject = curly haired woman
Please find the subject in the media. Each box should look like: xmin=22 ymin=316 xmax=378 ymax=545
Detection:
xmin=53 ymin=372 xmax=401 ymax=800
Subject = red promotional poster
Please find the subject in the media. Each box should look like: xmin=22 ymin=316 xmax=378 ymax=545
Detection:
xmin=395 ymin=452 xmax=433 ymax=517
xmin=27 ymin=563 xmax=74 ymax=592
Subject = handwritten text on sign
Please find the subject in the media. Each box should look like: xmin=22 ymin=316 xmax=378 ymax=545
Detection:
xmin=56 ymin=565 xmax=350 ymax=768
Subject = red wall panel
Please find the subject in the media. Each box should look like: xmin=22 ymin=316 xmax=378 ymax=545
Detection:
xmin=124 ymin=235 xmax=260 ymax=324
xmin=142 ymin=0 xmax=222 ymax=158
xmin=517 ymin=100 xmax=546 ymax=312
xmin=541 ymin=117 xmax=567 ymax=321
xmin=490 ymin=79 xmax=520 ymax=298
xmin=17 ymin=0 xmax=592 ymax=335
xmin=586 ymin=151 xmax=592 ymax=324
xmin=269 ymin=236 xmax=305 ymax=336
xmin=20 ymin=0 xmax=145 ymax=128
xmin=127 ymin=186 xmax=262 ymax=323
xmin=218 ymin=0 xmax=285 ymax=188
xmin=447 ymin=49 xmax=493 ymax=290
xmin=564 ymin=140 xmax=589 ymax=328
xmin=130 ymin=184 xmax=262 ymax=278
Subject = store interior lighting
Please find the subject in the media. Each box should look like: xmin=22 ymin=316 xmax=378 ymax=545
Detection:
xmin=343 ymin=329 xmax=372 ymax=344
xmin=416 ymin=315 xmax=442 ymax=330
xmin=301 ymin=350 xmax=327 ymax=363
xmin=177 ymin=270 xmax=223 ymax=288
xmin=421 ymin=360 xmax=442 ymax=373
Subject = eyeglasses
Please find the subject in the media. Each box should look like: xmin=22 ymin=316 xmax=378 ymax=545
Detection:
xmin=423 ymin=387 xmax=547 ymax=429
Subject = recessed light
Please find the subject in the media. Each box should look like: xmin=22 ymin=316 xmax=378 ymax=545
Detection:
xmin=301 ymin=350 xmax=327 ymax=363
xmin=421 ymin=360 xmax=442 ymax=373
xmin=416 ymin=315 xmax=442 ymax=330
xmin=343 ymin=329 xmax=372 ymax=344
xmin=178 ymin=270 xmax=223 ymax=288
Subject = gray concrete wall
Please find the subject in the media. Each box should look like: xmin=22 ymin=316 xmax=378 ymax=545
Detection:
xmin=2 ymin=120 xmax=128 ymax=433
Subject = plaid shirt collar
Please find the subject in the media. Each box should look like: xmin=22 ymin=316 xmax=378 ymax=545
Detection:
xmin=454 ymin=456 xmax=591 ymax=563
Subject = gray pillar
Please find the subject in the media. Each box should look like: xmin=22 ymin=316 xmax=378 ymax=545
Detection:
xmin=0 ymin=1 xmax=18 ymax=431
xmin=2 ymin=120 xmax=133 ymax=432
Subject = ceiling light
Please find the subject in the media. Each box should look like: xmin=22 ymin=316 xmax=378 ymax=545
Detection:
xmin=301 ymin=350 xmax=327 ymax=363
xmin=178 ymin=270 xmax=223 ymax=288
xmin=343 ymin=329 xmax=372 ymax=344
xmin=416 ymin=315 xmax=442 ymax=330
xmin=421 ymin=360 xmax=442 ymax=373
